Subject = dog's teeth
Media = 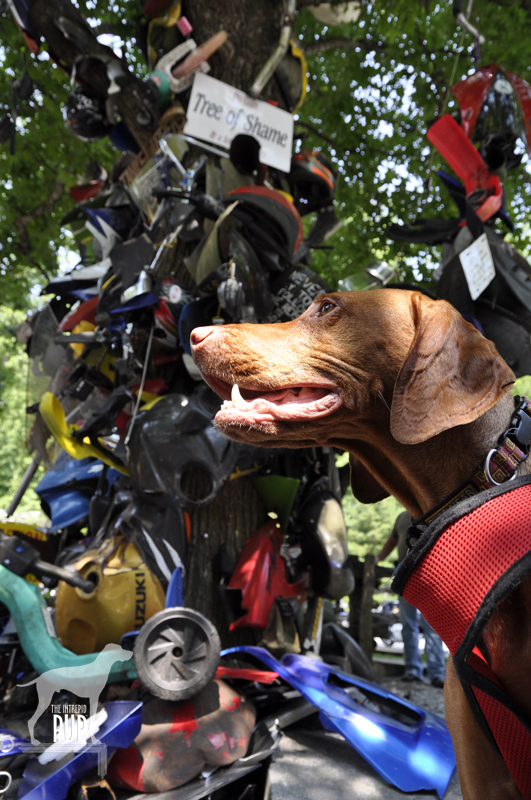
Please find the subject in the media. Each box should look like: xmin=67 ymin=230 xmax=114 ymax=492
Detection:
xmin=231 ymin=384 xmax=247 ymax=407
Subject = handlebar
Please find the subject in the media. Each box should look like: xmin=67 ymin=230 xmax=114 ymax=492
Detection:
xmin=33 ymin=559 xmax=96 ymax=594
xmin=0 ymin=533 xmax=96 ymax=594
xmin=152 ymin=188 xmax=225 ymax=221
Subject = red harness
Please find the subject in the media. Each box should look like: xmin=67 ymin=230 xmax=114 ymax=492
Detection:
xmin=393 ymin=477 xmax=531 ymax=798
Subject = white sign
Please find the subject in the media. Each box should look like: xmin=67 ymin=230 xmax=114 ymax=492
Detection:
xmin=184 ymin=72 xmax=294 ymax=173
xmin=459 ymin=233 xmax=496 ymax=301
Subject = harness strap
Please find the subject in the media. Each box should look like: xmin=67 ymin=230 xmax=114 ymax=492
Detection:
xmin=466 ymin=649 xmax=531 ymax=798
xmin=392 ymin=477 xmax=531 ymax=798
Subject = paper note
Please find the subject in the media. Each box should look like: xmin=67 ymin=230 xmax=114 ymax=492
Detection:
xmin=458 ymin=233 xmax=495 ymax=301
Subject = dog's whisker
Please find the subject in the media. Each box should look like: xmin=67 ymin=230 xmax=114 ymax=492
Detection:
xmin=378 ymin=391 xmax=391 ymax=412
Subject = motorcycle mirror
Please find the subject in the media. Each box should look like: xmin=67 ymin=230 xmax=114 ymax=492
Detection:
xmin=365 ymin=260 xmax=396 ymax=285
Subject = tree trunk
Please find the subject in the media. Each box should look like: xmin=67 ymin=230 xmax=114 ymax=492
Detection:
xmin=183 ymin=0 xmax=286 ymax=105
xmin=182 ymin=471 xmax=265 ymax=647
xmin=154 ymin=1 xmax=292 ymax=647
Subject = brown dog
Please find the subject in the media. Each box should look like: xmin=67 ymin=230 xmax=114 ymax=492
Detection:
xmin=191 ymin=289 xmax=531 ymax=800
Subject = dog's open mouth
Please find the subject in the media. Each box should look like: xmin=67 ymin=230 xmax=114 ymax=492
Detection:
xmin=205 ymin=375 xmax=341 ymax=424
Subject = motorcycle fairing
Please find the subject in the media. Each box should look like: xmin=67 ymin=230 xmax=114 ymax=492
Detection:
xmin=451 ymin=65 xmax=497 ymax=139
xmin=427 ymin=114 xmax=502 ymax=222
xmin=226 ymin=521 xmax=306 ymax=631
xmin=451 ymin=63 xmax=531 ymax=155
xmin=436 ymin=170 xmax=514 ymax=231
xmin=222 ymin=646 xmax=456 ymax=798
xmin=18 ymin=701 xmax=142 ymax=800
xmin=35 ymin=455 xmax=120 ymax=531
xmin=0 ymin=565 xmax=135 ymax=682
xmin=39 ymin=392 xmax=129 ymax=475
xmin=505 ymin=68 xmax=531 ymax=154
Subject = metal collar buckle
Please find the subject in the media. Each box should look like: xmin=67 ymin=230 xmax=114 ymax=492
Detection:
xmin=503 ymin=395 xmax=531 ymax=458
xmin=484 ymin=449 xmax=518 ymax=487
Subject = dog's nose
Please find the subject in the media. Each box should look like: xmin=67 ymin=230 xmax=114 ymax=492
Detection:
xmin=190 ymin=326 xmax=215 ymax=347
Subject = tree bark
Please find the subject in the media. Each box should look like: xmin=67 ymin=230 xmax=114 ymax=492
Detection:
xmin=182 ymin=0 xmax=287 ymax=106
xmin=156 ymin=1 xmax=293 ymax=646
xmin=182 ymin=471 xmax=265 ymax=646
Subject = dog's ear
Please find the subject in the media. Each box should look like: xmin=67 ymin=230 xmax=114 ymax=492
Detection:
xmin=391 ymin=294 xmax=515 ymax=445
xmin=349 ymin=454 xmax=390 ymax=503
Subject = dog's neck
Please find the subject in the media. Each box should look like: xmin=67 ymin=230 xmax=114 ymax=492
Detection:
xmin=346 ymin=391 xmax=531 ymax=518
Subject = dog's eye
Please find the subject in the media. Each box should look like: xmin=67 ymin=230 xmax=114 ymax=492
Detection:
xmin=319 ymin=300 xmax=336 ymax=316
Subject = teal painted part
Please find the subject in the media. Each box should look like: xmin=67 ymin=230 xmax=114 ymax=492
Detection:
xmin=148 ymin=71 xmax=171 ymax=105
xmin=0 ymin=566 xmax=136 ymax=681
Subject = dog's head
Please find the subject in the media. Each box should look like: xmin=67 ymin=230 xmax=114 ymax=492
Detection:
xmin=101 ymin=642 xmax=133 ymax=662
xmin=191 ymin=290 xmax=515 ymax=500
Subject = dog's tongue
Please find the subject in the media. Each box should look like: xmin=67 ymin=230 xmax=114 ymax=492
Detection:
xmin=232 ymin=383 xmax=319 ymax=406
xmin=216 ymin=383 xmax=338 ymax=423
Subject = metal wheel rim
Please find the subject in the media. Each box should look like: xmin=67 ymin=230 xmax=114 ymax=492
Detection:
xmin=136 ymin=609 xmax=219 ymax=695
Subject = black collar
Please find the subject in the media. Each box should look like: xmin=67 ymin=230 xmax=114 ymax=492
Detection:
xmin=406 ymin=395 xmax=531 ymax=549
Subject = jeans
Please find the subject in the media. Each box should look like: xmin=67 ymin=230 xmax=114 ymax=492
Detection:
xmin=398 ymin=595 xmax=446 ymax=681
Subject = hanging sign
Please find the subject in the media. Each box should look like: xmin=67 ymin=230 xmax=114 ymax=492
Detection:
xmin=459 ymin=233 xmax=496 ymax=301
xmin=184 ymin=72 xmax=294 ymax=172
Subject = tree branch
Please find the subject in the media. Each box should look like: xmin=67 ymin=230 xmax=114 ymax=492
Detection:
xmin=295 ymin=120 xmax=337 ymax=147
xmin=297 ymin=0 xmax=362 ymax=8
xmin=29 ymin=257 xmax=52 ymax=281
xmin=92 ymin=21 xmax=136 ymax=38
xmin=14 ymin=177 xmax=64 ymax=277
xmin=303 ymin=36 xmax=385 ymax=55
xmin=15 ymin=177 xmax=65 ymax=230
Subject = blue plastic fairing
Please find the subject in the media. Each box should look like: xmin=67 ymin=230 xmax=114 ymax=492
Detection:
xmin=18 ymin=701 xmax=142 ymax=800
xmin=222 ymin=646 xmax=456 ymax=798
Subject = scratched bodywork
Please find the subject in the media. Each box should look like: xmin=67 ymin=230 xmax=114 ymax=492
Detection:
xmin=108 ymin=680 xmax=256 ymax=792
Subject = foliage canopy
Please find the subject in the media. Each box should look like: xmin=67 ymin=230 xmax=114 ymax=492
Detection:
xmin=1 ymin=0 xmax=531 ymax=302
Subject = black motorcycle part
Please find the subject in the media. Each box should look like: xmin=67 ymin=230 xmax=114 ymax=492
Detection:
xmin=133 ymin=608 xmax=221 ymax=701
xmin=228 ymin=227 xmax=274 ymax=320
xmin=0 ymin=533 xmax=38 ymax=576
xmin=319 ymin=622 xmax=375 ymax=681
xmin=104 ymin=490 xmax=188 ymax=584
xmin=266 ymin=266 xmax=332 ymax=324
xmin=475 ymin=301 xmax=531 ymax=376
xmin=0 ymin=533 xmax=94 ymax=591
xmin=127 ymin=384 xmax=240 ymax=507
xmin=437 ymin=228 xmax=531 ymax=377
xmin=386 ymin=218 xmax=460 ymax=245
xmin=297 ymin=492 xmax=354 ymax=600
xmin=109 ymin=234 xmax=155 ymax=292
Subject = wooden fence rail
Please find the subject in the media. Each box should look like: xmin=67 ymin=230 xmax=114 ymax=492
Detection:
xmin=347 ymin=555 xmax=395 ymax=661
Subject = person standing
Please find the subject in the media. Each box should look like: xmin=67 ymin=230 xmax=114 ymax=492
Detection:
xmin=376 ymin=510 xmax=446 ymax=688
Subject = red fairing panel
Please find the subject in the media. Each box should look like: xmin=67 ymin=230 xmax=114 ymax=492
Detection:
xmin=451 ymin=64 xmax=497 ymax=138
xmin=228 ymin=520 xmax=306 ymax=631
xmin=426 ymin=113 xmax=502 ymax=221
xmin=506 ymin=68 xmax=531 ymax=155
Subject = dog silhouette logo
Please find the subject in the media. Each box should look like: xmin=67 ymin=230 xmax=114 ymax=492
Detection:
xmin=17 ymin=643 xmax=132 ymax=745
